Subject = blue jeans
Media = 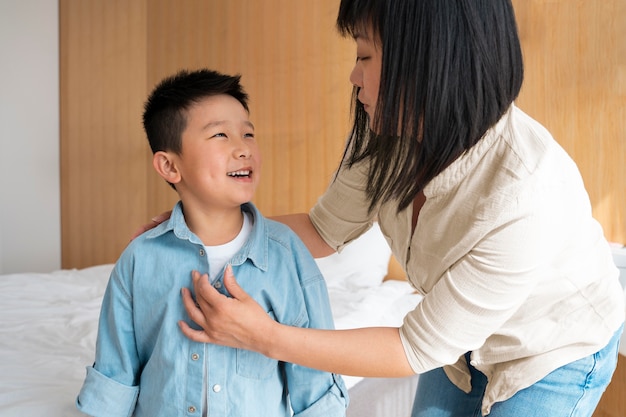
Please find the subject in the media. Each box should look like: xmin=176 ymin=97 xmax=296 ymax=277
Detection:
xmin=411 ymin=324 xmax=623 ymax=417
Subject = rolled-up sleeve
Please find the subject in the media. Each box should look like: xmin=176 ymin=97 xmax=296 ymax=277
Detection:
xmin=309 ymin=160 xmax=376 ymax=252
xmin=285 ymin=266 xmax=349 ymax=416
xmin=76 ymin=366 xmax=139 ymax=417
xmin=292 ymin=375 xmax=348 ymax=417
xmin=399 ymin=210 xmax=545 ymax=374
xmin=76 ymin=263 xmax=141 ymax=416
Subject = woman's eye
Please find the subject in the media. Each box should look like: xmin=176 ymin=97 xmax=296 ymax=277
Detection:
xmin=244 ymin=133 xmax=255 ymax=138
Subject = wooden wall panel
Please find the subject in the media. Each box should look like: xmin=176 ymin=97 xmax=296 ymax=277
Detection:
xmin=61 ymin=1 xmax=625 ymax=275
xmin=144 ymin=0 xmax=354 ymax=217
xmin=60 ymin=0 xmax=353 ymax=269
xmin=60 ymin=0 xmax=149 ymax=268
xmin=512 ymin=0 xmax=626 ymax=244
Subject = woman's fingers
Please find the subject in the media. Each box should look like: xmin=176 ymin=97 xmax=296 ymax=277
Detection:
xmin=222 ymin=264 xmax=247 ymax=301
xmin=180 ymin=270 xmax=244 ymax=346
xmin=181 ymin=285 xmax=210 ymax=328
xmin=179 ymin=267 xmax=275 ymax=352
xmin=178 ymin=319 xmax=212 ymax=343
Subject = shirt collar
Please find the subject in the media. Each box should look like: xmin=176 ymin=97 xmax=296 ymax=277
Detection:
xmin=231 ymin=203 xmax=269 ymax=272
xmin=145 ymin=201 xmax=269 ymax=272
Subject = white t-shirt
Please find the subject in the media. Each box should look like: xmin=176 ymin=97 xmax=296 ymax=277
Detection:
xmin=203 ymin=210 xmax=253 ymax=282
xmin=202 ymin=210 xmax=252 ymax=417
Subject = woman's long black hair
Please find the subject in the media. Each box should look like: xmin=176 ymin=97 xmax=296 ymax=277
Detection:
xmin=336 ymin=0 xmax=524 ymax=213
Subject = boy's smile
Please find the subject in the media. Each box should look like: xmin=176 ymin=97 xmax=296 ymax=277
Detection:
xmin=169 ymin=94 xmax=261 ymax=214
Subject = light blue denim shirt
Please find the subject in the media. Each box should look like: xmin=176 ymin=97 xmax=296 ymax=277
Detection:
xmin=77 ymin=202 xmax=348 ymax=417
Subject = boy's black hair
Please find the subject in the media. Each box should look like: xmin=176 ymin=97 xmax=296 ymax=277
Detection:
xmin=336 ymin=0 xmax=524 ymax=213
xmin=143 ymin=69 xmax=249 ymax=155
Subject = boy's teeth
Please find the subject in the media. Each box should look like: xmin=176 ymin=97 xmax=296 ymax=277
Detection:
xmin=228 ymin=170 xmax=250 ymax=177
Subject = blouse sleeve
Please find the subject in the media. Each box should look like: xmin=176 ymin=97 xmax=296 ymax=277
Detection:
xmin=309 ymin=160 xmax=378 ymax=252
xmin=398 ymin=208 xmax=546 ymax=373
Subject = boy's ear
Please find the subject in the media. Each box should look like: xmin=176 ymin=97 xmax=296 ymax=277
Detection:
xmin=152 ymin=151 xmax=181 ymax=184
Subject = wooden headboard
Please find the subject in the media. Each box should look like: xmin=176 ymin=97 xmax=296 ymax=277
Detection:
xmin=384 ymin=256 xmax=407 ymax=282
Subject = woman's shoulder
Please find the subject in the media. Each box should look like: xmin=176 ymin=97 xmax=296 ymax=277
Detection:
xmin=499 ymin=105 xmax=562 ymax=171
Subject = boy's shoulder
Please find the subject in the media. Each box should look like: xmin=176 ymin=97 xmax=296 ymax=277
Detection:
xmin=112 ymin=230 xmax=156 ymax=272
xmin=257 ymin=215 xmax=301 ymax=246
xmin=263 ymin=216 xmax=295 ymax=235
xmin=116 ymin=217 xmax=180 ymax=265
xmin=244 ymin=203 xmax=294 ymax=236
xmin=249 ymin=208 xmax=308 ymax=252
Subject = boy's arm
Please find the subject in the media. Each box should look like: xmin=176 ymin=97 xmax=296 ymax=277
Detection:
xmin=282 ymin=269 xmax=349 ymax=416
xmin=270 ymin=213 xmax=335 ymax=258
xmin=76 ymin=266 xmax=140 ymax=416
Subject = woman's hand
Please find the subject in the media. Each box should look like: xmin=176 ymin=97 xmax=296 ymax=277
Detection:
xmin=178 ymin=265 xmax=275 ymax=354
xmin=130 ymin=211 xmax=172 ymax=240
xmin=179 ymin=265 xmax=415 ymax=378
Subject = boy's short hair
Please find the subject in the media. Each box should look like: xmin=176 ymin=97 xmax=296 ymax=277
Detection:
xmin=143 ymin=69 xmax=249 ymax=155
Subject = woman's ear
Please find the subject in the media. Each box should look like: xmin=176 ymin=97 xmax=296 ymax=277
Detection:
xmin=152 ymin=151 xmax=181 ymax=185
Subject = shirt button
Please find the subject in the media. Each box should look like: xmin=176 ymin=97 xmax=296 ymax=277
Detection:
xmin=212 ymin=384 xmax=222 ymax=393
xmin=199 ymin=249 xmax=205 ymax=257
xmin=191 ymin=353 xmax=200 ymax=361
xmin=188 ymin=405 xmax=197 ymax=413
xmin=214 ymin=281 xmax=222 ymax=289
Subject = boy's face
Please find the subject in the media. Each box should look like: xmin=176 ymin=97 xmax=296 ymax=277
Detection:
xmin=169 ymin=94 xmax=261 ymax=211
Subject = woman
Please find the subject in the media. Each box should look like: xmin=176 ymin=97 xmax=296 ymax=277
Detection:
xmin=148 ymin=1 xmax=624 ymax=415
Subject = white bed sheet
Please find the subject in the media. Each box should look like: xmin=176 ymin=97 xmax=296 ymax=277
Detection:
xmin=0 ymin=265 xmax=111 ymax=417
xmin=328 ymin=281 xmax=422 ymax=417
xmin=0 ymin=264 xmax=422 ymax=417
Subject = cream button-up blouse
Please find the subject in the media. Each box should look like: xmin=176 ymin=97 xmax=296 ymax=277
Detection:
xmin=310 ymin=104 xmax=624 ymax=415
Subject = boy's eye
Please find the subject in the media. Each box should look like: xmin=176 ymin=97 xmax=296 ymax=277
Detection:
xmin=211 ymin=132 xmax=227 ymax=138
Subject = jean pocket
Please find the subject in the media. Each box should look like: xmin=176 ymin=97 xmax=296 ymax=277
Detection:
xmin=235 ymin=310 xmax=279 ymax=379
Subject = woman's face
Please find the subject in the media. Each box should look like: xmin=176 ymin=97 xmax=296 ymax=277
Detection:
xmin=349 ymin=30 xmax=382 ymax=127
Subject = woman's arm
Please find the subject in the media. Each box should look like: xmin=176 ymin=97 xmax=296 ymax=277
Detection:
xmin=132 ymin=211 xmax=335 ymax=258
xmin=270 ymin=213 xmax=335 ymax=258
xmin=179 ymin=267 xmax=415 ymax=378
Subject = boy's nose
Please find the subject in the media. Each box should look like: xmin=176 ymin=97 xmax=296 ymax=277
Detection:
xmin=236 ymin=144 xmax=251 ymax=159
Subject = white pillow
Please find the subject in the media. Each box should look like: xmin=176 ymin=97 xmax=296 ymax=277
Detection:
xmin=315 ymin=223 xmax=392 ymax=290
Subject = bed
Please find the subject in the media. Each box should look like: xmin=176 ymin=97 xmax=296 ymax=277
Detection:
xmin=0 ymin=224 xmax=422 ymax=417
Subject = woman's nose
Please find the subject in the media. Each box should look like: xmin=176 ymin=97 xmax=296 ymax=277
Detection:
xmin=349 ymin=64 xmax=362 ymax=88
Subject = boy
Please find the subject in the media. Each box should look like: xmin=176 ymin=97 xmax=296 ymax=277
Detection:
xmin=76 ymin=69 xmax=348 ymax=417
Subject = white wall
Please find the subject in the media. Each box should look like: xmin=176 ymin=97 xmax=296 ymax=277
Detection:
xmin=0 ymin=0 xmax=60 ymax=273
